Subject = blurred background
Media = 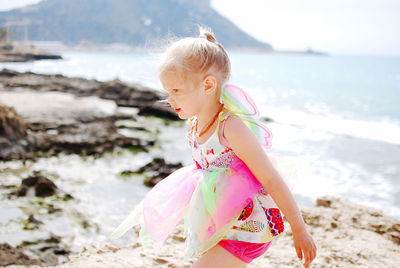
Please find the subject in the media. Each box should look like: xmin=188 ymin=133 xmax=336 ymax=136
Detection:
xmin=0 ymin=0 xmax=399 ymax=266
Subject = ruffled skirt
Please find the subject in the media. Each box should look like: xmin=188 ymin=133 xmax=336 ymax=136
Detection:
xmin=111 ymin=157 xmax=264 ymax=258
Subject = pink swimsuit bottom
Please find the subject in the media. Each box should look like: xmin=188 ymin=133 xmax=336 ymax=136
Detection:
xmin=218 ymin=239 xmax=272 ymax=263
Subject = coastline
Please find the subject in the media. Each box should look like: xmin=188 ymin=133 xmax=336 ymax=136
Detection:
xmin=24 ymin=41 xmax=328 ymax=56
xmin=51 ymin=197 xmax=400 ymax=268
xmin=0 ymin=42 xmax=62 ymax=63
xmin=1 ymin=69 xmax=399 ymax=267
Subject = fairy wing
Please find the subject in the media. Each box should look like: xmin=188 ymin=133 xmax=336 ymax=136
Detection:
xmin=222 ymin=84 xmax=272 ymax=149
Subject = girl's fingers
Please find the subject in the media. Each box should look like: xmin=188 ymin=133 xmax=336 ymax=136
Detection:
xmin=302 ymin=251 xmax=309 ymax=267
xmin=311 ymin=243 xmax=316 ymax=261
xmin=304 ymin=245 xmax=316 ymax=267
xmin=312 ymin=247 xmax=316 ymax=261
xmin=296 ymin=247 xmax=303 ymax=260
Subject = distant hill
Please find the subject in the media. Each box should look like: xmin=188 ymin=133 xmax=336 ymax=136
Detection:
xmin=0 ymin=0 xmax=273 ymax=50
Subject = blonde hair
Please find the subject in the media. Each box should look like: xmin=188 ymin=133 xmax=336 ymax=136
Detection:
xmin=158 ymin=27 xmax=231 ymax=86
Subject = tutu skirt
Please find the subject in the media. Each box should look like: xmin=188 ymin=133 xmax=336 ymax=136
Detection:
xmin=111 ymin=156 xmax=263 ymax=258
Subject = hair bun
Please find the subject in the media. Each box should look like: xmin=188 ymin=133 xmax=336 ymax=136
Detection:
xmin=199 ymin=27 xmax=217 ymax=43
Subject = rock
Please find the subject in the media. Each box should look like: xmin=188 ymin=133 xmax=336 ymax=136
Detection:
xmin=96 ymin=79 xmax=178 ymax=119
xmin=97 ymin=80 xmax=158 ymax=106
xmin=0 ymin=243 xmax=40 ymax=266
xmin=0 ymin=70 xmax=179 ymax=161
xmin=120 ymin=157 xmax=183 ymax=186
xmin=0 ymin=105 xmax=35 ymax=161
xmin=54 ymin=248 xmax=70 ymax=255
xmin=0 ymin=90 xmax=152 ymax=160
xmin=0 ymin=43 xmax=62 ymax=63
xmin=0 ymin=71 xmax=178 ymax=119
xmin=0 ymin=105 xmax=27 ymax=140
xmin=1 ymin=72 xmax=100 ymax=95
xmin=19 ymin=234 xmax=70 ymax=266
xmin=138 ymin=103 xmax=179 ymax=120
xmin=0 ymin=91 xmax=117 ymax=124
xmin=17 ymin=173 xmax=58 ymax=197
xmin=22 ymin=215 xmax=44 ymax=231
xmin=316 ymin=197 xmax=332 ymax=207
xmin=12 ymin=172 xmax=75 ymax=205
xmin=28 ymin=215 xmax=43 ymax=225
xmin=0 ymin=68 xmax=19 ymax=77
xmin=261 ymin=116 xmax=273 ymax=122
xmin=136 ymin=158 xmax=183 ymax=187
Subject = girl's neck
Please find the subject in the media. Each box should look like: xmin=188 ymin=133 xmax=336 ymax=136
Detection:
xmin=196 ymin=99 xmax=222 ymax=131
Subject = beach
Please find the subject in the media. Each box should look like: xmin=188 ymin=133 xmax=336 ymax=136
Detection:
xmin=1 ymin=51 xmax=400 ymax=267
xmin=51 ymin=197 xmax=400 ymax=268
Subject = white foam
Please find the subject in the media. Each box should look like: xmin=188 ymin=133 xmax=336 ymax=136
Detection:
xmin=259 ymin=105 xmax=400 ymax=145
xmin=290 ymin=157 xmax=399 ymax=219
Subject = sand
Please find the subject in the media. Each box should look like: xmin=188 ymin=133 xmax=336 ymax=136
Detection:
xmin=47 ymin=197 xmax=400 ymax=268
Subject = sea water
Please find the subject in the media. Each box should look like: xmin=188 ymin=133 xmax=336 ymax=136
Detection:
xmin=1 ymin=51 xmax=399 ymax=227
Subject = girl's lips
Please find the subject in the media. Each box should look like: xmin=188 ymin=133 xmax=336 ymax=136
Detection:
xmin=174 ymin=108 xmax=181 ymax=113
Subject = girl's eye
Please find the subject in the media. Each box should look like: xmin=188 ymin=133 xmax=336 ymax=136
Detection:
xmin=172 ymin=89 xmax=179 ymax=94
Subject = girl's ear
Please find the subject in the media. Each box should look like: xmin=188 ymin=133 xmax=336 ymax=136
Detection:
xmin=203 ymin=75 xmax=217 ymax=95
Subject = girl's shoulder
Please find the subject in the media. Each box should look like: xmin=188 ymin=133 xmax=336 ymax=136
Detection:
xmin=220 ymin=112 xmax=248 ymax=136
xmin=222 ymin=110 xmax=273 ymax=150
xmin=217 ymin=111 xmax=248 ymax=148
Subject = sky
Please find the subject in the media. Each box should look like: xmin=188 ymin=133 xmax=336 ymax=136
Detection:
xmin=1 ymin=0 xmax=399 ymax=55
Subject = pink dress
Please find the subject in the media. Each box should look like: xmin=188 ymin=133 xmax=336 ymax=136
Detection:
xmin=111 ymin=84 xmax=286 ymax=259
xmin=187 ymin=112 xmax=284 ymax=244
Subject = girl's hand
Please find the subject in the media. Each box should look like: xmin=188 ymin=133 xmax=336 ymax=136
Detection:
xmin=293 ymin=229 xmax=317 ymax=268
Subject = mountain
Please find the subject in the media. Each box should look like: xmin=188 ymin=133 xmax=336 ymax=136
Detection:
xmin=0 ymin=0 xmax=273 ymax=50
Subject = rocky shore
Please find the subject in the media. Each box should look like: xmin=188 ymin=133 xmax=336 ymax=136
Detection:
xmin=0 ymin=69 xmax=183 ymax=266
xmin=52 ymin=197 xmax=400 ymax=268
xmin=0 ymin=43 xmax=62 ymax=62
xmin=0 ymin=68 xmax=178 ymax=161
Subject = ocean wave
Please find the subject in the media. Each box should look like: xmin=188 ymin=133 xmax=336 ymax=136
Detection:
xmin=259 ymin=105 xmax=400 ymax=145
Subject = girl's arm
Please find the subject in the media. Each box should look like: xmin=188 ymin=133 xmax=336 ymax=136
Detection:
xmin=223 ymin=115 xmax=317 ymax=268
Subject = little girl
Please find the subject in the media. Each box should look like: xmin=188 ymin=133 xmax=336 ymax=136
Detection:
xmin=112 ymin=28 xmax=317 ymax=267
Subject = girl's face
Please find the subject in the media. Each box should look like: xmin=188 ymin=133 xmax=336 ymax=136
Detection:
xmin=160 ymin=69 xmax=206 ymax=119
